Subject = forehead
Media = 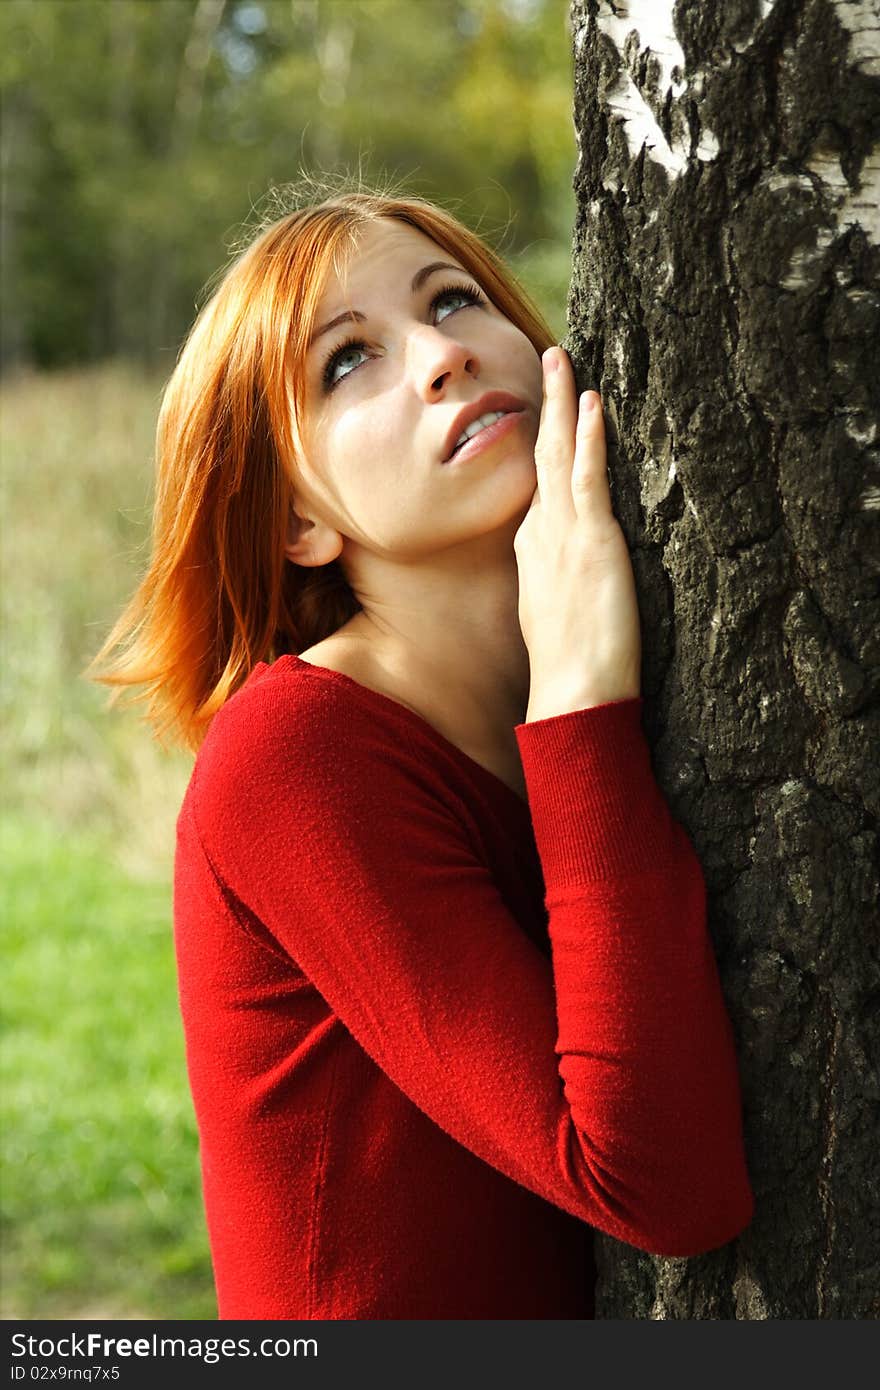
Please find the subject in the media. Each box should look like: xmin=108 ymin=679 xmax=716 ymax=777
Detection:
xmin=321 ymin=219 xmax=458 ymax=305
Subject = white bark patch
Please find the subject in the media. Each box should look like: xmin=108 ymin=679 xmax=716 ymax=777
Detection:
xmin=805 ymin=150 xmax=851 ymax=196
xmin=844 ymin=145 xmax=880 ymax=241
xmin=832 ymin=0 xmax=880 ymax=77
xmin=708 ymin=602 xmax=723 ymax=659
xmin=767 ymin=172 xmax=815 ymax=194
xmin=600 ymin=69 xmax=688 ymax=179
xmin=696 ymin=128 xmax=720 ymax=161
xmin=612 ymin=335 xmax=629 ymax=381
xmin=781 ymin=142 xmax=880 ymax=287
xmin=595 ymin=0 xmax=719 ymax=179
xmin=782 ymin=229 xmax=837 ymax=290
xmin=596 ymin=0 xmax=687 ymax=98
xmin=638 ymin=451 xmax=678 ymax=519
xmin=841 ymin=411 xmax=879 ymax=447
xmin=808 ymin=143 xmax=880 ymax=245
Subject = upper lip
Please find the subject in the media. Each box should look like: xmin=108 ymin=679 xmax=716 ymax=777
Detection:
xmin=441 ymin=391 xmax=528 ymax=462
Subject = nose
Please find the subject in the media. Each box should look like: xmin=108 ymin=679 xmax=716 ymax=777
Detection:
xmin=409 ymin=322 xmax=478 ymax=398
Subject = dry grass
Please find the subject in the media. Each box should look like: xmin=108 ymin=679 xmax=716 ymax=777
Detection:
xmin=1 ymin=361 xmax=193 ymax=877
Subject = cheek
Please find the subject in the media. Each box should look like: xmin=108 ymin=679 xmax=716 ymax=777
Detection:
xmin=335 ymin=400 xmax=404 ymax=482
xmin=333 ymin=409 xmax=376 ymax=479
xmin=494 ymin=321 xmax=541 ymax=383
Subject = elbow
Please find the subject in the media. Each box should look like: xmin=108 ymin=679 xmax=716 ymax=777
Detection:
xmin=581 ymin=1170 xmax=755 ymax=1258
xmin=630 ymin=1172 xmax=756 ymax=1258
xmin=564 ymin=1125 xmax=756 ymax=1258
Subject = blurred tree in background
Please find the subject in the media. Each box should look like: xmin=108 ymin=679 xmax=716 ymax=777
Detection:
xmin=1 ymin=0 xmax=576 ymax=371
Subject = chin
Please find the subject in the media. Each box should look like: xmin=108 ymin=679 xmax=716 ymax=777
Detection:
xmin=472 ymin=468 xmax=535 ymax=536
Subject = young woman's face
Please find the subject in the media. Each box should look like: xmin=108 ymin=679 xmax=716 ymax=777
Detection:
xmin=288 ymin=218 xmax=544 ymax=564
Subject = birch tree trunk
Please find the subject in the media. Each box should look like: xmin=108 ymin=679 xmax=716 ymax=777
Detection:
xmin=566 ymin=0 xmax=880 ymax=1319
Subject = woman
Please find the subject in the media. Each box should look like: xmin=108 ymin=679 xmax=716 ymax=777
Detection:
xmin=89 ymin=182 xmax=754 ymax=1320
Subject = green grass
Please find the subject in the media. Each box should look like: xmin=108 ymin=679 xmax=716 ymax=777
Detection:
xmin=1 ymin=814 xmax=215 ymax=1319
xmin=2 ymin=363 xmax=214 ymax=1317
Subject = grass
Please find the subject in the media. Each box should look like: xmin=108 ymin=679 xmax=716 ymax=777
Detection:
xmin=0 ymin=362 xmax=194 ymax=874
xmin=2 ymin=363 xmax=214 ymax=1318
xmin=1 ymin=815 xmax=214 ymax=1319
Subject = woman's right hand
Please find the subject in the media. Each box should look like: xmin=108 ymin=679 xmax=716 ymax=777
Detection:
xmin=513 ymin=346 xmax=642 ymax=721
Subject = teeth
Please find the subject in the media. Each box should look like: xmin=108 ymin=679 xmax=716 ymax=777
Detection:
xmin=453 ymin=410 xmax=508 ymax=453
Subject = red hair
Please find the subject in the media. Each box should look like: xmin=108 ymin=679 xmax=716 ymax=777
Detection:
xmin=85 ymin=177 xmax=556 ymax=753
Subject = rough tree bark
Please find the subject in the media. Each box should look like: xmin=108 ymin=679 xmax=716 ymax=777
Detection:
xmin=565 ymin=0 xmax=879 ymax=1318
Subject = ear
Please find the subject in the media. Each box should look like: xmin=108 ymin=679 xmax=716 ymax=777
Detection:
xmin=284 ymin=500 xmax=344 ymax=568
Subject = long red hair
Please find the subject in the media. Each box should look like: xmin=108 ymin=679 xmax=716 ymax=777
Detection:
xmin=85 ymin=178 xmax=556 ymax=753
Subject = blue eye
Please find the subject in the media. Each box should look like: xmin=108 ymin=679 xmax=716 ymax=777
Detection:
xmin=320 ymin=282 xmax=486 ymax=391
xmin=322 ymin=339 xmax=369 ymax=389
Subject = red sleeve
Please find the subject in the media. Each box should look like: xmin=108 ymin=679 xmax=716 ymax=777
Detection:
xmin=187 ymin=672 xmax=754 ymax=1257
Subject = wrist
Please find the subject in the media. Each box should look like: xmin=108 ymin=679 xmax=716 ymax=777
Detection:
xmin=525 ymin=683 xmax=641 ymax=723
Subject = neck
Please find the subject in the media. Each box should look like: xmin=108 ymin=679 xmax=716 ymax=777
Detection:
xmin=336 ymin=523 xmax=531 ymax=736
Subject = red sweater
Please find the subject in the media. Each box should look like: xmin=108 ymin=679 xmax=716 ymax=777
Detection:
xmin=173 ymin=654 xmax=753 ymax=1320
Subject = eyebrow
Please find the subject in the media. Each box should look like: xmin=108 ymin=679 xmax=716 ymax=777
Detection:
xmin=308 ymin=261 xmax=467 ymax=350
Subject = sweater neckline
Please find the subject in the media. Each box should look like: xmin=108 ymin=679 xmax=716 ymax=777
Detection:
xmin=285 ymin=654 xmax=532 ymax=818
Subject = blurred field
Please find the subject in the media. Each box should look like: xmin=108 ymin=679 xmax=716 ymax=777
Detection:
xmin=1 ymin=364 xmax=212 ymax=1318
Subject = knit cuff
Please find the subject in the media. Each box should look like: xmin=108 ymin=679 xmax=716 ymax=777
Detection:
xmin=514 ymin=698 xmax=678 ymax=889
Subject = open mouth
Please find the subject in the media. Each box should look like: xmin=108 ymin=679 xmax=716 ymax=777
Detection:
xmin=446 ymin=409 xmax=524 ymax=462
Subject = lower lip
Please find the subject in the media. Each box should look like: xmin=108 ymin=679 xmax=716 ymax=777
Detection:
xmin=444 ymin=409 xmax=525 ymax=465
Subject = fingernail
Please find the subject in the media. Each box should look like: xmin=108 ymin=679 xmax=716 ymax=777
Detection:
xmin=582 ymin=390 xmax=597 ymax=412
xmin=543 ymin=349 xmax=560 ymax=375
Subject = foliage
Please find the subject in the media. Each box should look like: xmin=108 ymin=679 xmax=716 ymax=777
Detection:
xmin=1 ymin=0 xmax=576 ymax=369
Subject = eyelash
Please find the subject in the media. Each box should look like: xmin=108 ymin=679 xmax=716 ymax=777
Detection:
xmin=320 ymin=281 xmax=487 ymax=392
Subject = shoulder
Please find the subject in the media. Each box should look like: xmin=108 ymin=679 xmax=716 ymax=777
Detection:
xmin=192 ymin=655 xmax=373 ymax=802
xmin=187 ymin=654 xmax=458 ymax=845
xmin=179 ymin=653 xmax=475 ymax=901
xmin=201 ymin=654 xmax=347 ymax=755
xmin=183 ymin=656 xmax=369 ymax=874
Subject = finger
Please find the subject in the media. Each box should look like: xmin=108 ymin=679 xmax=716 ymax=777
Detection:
xmin=534 ymin=346 xmax=577 ymax=514
xmin=571 ymin=390 xmax=614 ymax=525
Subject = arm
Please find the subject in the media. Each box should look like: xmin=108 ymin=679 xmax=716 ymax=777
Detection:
xmin=187 ymin=671 xmax=753 ymax=1258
